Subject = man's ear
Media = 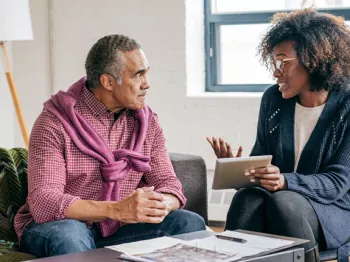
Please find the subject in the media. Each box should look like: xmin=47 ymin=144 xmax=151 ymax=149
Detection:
xmin=100 ymin=74 xmax=114 ymax=91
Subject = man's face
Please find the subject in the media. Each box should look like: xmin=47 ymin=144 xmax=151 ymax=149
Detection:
xmin=111 ymin=49 xmax=150 ymax=110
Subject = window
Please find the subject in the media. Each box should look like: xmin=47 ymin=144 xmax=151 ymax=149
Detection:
xmin=205 ymin=0 xmax=350 ymax=92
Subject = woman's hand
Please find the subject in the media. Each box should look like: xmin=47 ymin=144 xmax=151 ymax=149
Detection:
xmin=245 ymin=165 xmax=286 ymax=191
xmin=206 ymin=137 xmax=243 ymax=159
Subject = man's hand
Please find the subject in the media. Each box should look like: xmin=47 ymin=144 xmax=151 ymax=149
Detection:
xmin=162 ymin=193 xmax=180 ymax=213
xmin=245 ymin=165 xmax=286 ymax=191
xmin=109 ymin=186 xmax=169 ymax=224
xmin=206 ymin=137 xmax=243 ymax=159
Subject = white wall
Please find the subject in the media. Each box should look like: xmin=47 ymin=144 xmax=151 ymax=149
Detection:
xmin=11 ymin=0 xmax=51 ymax=147
xmin=1 ymin=0 xmax=50 ymax=148
xmin=8 ymin=0 xmax=264 ymax=168
xmin=8 ymin=0 xmax=263 ymax=220
xmin=46 ymin=0 xmax=262 ymax=170
xmin=0 ymin=42 xmax=15 ymax=148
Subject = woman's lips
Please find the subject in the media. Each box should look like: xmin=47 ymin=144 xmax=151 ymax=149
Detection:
xmin=278 ymin=83 xmax=287 ymax=92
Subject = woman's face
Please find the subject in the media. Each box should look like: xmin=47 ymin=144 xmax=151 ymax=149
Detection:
xmin=272 ymin=41 xmax=311 ymax=99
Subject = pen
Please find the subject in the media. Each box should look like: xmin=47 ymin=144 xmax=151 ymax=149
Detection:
xmin=119 ymin=253 xmax=153 ymax=262
xmin=215 ymin=235 xmax=247 ymax=243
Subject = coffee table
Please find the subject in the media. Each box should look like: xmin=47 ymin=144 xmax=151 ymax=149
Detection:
xmin=25 ymin=230 xmax=306 ymax=262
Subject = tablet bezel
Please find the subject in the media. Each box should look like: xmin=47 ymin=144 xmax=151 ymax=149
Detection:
xmin=212 ymin=155 xmax=273 ymax=190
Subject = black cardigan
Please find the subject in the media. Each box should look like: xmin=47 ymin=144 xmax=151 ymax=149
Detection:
xmin=251 ymin=84 xmax=350 ymax=261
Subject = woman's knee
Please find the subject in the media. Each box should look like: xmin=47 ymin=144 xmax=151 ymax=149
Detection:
xmin=226 ymin=188 xmax=270 ymax=231
xmin=266 ymin=191 xmax=305 ymax=220
xmin=234 ymin=188 xmax=269 ymax=200
xmin=266 ymin=191 xmax=320 ymax=249
xmin=228 ymin=188 xmax=270 ymax=212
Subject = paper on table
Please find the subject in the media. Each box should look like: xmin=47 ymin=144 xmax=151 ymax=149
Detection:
xmin=106 ymin=236 xmax=184 ymax=255
xmin=185 ymin=231 xmax=295 ymax=258
xmin=222 ymin=231 xmax=294 ymax=249
xmin=106 ymin=231 xmax=295 ymax=262
xmin=107 ymin=236 xmax=243 ymax=262
xmin=132 ymin=243 xmax=243 ymax=262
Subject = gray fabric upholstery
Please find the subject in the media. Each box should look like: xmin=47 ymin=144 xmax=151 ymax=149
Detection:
xmin=169 ymin=153 xmax=208 ymax=225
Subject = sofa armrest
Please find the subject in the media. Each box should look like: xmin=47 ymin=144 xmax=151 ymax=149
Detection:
xmin=169 ymin=153 xmax=208 ymax=225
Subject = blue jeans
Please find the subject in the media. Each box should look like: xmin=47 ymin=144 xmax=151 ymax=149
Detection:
xmin=20 ymin=209 xmax=206 ymax=258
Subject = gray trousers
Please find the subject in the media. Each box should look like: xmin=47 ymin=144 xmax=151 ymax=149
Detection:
xmin=226 ymin=188 xmax=327 ymax=251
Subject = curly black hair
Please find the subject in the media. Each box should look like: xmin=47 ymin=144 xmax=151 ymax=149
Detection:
xmin=258 ymin=8 xmax=350 ymax=91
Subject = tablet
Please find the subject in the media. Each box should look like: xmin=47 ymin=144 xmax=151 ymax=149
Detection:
xmin=212 ymin=155 xmax=273 ymax=190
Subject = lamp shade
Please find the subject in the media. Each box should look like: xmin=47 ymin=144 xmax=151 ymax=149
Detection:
xmin=0 ymin=0 xmax=33 ymax=41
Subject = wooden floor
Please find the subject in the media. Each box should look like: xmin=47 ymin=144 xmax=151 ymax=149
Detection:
xmin=208 ymin=226 xmax=224 ymax=232
xmin=208 ymin=226 xmax=347 ymax=262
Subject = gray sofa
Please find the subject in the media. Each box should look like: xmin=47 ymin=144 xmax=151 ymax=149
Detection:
xmin=169 ymin=153 xmax=208 ymax=224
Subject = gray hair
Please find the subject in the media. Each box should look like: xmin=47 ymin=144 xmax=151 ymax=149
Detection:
xmin=85 ymin=34 xmax=141 ymax=89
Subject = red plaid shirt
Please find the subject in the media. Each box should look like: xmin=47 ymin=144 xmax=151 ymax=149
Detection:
xmin=14 ymin=87 xmax=186 ymax=240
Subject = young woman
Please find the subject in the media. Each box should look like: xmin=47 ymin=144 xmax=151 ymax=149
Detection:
xmin=207 ymin=9 xmax=350 ymax=262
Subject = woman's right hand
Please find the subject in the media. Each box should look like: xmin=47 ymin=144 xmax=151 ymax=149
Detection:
xmin=206 ymin=137 xmax=243 ymax=159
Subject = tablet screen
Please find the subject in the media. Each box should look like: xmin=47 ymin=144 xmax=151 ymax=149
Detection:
xmin=212 ymin=155 xmax=272 ymax=190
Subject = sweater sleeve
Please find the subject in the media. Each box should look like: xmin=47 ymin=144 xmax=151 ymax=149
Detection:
xmin=284 ymin=121 xmax=350 ymax=205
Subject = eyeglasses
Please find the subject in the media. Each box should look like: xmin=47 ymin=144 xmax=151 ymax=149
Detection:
xmin=271 ymin=58 xmax=295 ymax=75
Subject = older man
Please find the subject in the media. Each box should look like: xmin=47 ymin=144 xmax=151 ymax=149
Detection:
xmin=14 ymin=34 xmax=205 ymax=258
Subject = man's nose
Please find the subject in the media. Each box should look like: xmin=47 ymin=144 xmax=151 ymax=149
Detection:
xmin=142 ymin=75 xmax=150 ymax=89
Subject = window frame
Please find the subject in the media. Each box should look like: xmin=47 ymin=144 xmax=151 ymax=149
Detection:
xmin=204 ymin=0 xmax=350 ymax=92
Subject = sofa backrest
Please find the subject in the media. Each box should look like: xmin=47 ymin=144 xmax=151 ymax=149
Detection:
xmin=169 ymin=153 xmax=208 ymax=224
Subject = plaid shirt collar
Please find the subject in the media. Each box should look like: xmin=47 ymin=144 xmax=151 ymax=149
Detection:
xmin=82 ymin=83 xmax=112 ymax=118
xmin=81 ymin=82 xmax=135 ymax=121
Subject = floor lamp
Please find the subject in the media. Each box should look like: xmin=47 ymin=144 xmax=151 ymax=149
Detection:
xmin=0 ymin=0 xmax=33 ymax=148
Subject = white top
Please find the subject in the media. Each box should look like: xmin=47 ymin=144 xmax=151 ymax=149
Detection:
xmin=294 ymin=102 xmax=325 ymax=171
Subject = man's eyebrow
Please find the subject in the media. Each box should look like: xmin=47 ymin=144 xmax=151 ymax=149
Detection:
xmin=134 ymin=66 xmax=150 ymax=76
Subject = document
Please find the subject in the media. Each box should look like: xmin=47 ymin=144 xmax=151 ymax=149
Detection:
xmin=107 ymin=236 xmax=240 ymax=262
xmin=106 ymin=236 xmax=183 ymax=255
xmin=106 ymin=231 xmax=296 ymax=262
xmin=186 ymin=231 xmax=295 ymax=258
xmin=121 ymin=243 xmax=243 ymax=262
